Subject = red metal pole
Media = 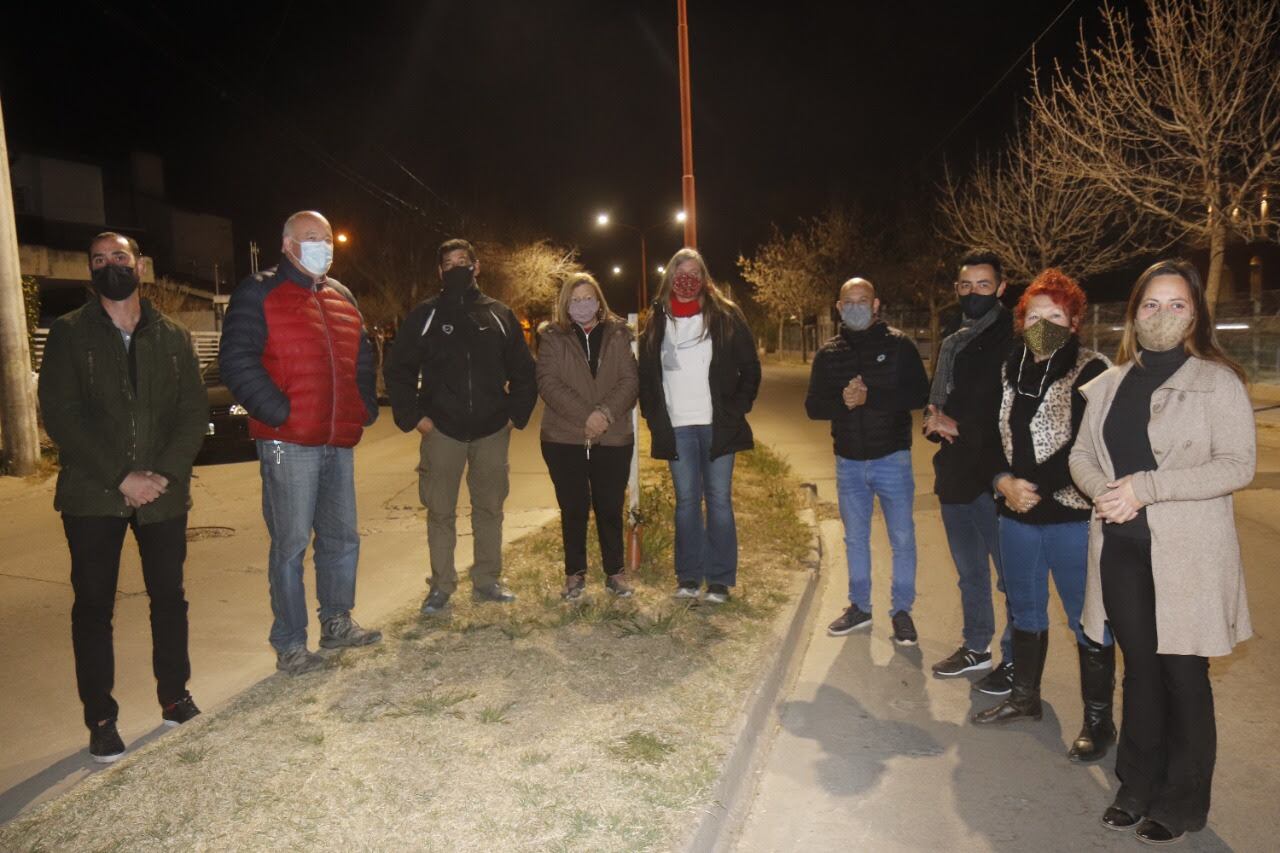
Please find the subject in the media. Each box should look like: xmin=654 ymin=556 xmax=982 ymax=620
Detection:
xmin=677 ymin=0 xmax=697 ymax=249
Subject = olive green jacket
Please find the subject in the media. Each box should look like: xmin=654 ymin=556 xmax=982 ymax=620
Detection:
xmin=37 ymin=298 xmax=208 ymax=523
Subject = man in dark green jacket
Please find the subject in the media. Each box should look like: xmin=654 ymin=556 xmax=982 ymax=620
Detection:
xmin=38 ymin=232 xmax=208 ymax=764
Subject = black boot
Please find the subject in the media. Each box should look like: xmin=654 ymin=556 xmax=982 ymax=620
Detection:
xmin=973 ymin=629 xmax=1047 ymax=724
xmin=1068 ymin=642 xmax=1116 ymax=762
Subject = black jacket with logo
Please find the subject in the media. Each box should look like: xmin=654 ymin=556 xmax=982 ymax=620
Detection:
xmin=806 ymin=321 xmax=930 ymax=461
xmin=384 ymin=284 xmax=536 ymax=441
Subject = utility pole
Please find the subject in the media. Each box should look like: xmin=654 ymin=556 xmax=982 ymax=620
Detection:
xmin=677 ymin=0 xmax=697 ymax=249
xmin=0 ymin=91 xmax=41 ymax=476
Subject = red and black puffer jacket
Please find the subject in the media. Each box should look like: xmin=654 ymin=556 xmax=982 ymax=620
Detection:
xmin=219 ymin=259 xmax=378 ymax=447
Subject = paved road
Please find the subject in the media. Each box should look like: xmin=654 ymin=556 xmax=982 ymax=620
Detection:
xmin=0 ymin=406 xmax=558 ymax=821
xmin=738 ymin=362 xmax=1280 ymax=851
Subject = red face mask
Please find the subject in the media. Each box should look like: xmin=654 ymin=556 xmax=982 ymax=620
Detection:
xmin=672 ymin=271 xmax=704 ymax=301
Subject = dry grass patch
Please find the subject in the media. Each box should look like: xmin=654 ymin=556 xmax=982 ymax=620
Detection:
xmin=1 ymin=440 xmax=812 ymax=853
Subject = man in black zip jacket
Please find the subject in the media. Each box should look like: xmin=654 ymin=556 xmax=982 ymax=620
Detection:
xmin=384 ymin=239 xmax=536 ymax=613
xmin=924 ymin=248 xmax=1016 ymax=693
xmin=806 ymin=278 xmax=929 ymax=645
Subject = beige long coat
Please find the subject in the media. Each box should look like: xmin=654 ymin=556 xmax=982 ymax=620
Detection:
xmin=1069 ymin=356 xmax=1255 ymax=657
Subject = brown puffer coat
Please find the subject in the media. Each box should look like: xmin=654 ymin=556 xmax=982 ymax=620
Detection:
xmin=536 ymin=318 xmax=638 ymax=447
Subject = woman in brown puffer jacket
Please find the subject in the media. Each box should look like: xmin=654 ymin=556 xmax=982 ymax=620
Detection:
xmin=536 ymin=272 xmax=639 ymax=600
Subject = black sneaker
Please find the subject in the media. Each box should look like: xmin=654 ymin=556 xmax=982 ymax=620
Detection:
xmin=973 ymin=660 xmax=1014 ymax=696
xmin=89 ymin=719 xmax=126 ymax=764
xmin=420 ymin=588 xmax=452 ymax=615
xmin=473 ymin=582 xmax=517 ymax=604
xmin=162 ymin=694 xmax=201 ymax=727
xmin=704 ymin=583 xmax=731 ymax=604
xmin=932 ymin=646 xmax=993 ymax=677
xmin=827 ymin=605 xmax=872 ymax=636
xmin=673 ymin=580 xmax=701 ymax=600
xmin=891 ymin=610 xmax=918 ymax=646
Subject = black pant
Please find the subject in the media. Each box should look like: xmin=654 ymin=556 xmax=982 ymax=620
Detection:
xmin=1100 ymin=533 xmax=1215 ymax=833
xmin=63 ymin=513 xmax=191 ymax=728
xmin=541 ymin=441 xmax=632 ymax=576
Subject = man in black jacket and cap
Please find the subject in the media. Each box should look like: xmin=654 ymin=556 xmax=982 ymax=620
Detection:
xmin=384 ymin=239 xmax=537 ymax=613
xmin=807 ymin=277 xmax=930 ymax=645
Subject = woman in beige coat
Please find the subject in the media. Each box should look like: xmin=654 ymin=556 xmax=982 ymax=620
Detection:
xmin=537 ymin=273 xmax=639 ymax=601
xmin=1069 ymin=259 xmax=1254 ymax=845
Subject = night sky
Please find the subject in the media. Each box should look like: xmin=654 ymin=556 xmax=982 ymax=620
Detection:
xmin=3 ymin=1 xmax=1123 ymax=311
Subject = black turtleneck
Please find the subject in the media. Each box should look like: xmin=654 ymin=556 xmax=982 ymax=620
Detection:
xmin=1102 ymin=346 xmax=1190 ymax=539
xmin=571 ymin=323 xmax=605 ymax=377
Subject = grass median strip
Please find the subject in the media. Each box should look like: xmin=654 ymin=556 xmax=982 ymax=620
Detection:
xmin=2 ymin=441 xmax=812 ymax=853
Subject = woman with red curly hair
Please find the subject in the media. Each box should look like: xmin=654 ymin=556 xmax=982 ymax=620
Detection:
xmin=972 ymin=269 xmax=1115 ymax=761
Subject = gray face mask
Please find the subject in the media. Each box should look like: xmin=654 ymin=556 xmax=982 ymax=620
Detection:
xmin=840 ymin=303 xmax=874 ymax=332
xmin=1135 ymin=309 xmax=1193 ymax=352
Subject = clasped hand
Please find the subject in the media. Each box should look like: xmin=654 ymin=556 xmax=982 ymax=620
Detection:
xmin=584 ymin=410 xmax=610 ymax=441
xmin=119 ymin=471 xmax=169 ymax=508
xmin=996 ymin=476 xmax=1040 ymax=513
xmin=923 ymin=404 xmax=959 ymax=443
xmin=842 ymin=376 xmax=867 ymax=409
xmin=1094 ymin=474 xmax=1143 ymax=524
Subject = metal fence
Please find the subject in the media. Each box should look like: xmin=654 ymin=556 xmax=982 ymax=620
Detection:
xmin=778 ymin=293 xmax=1280 ymax=385
xmin=32 ymin=329 xmax=222 ymax=372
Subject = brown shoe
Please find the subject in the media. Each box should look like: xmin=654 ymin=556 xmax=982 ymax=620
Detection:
xmin=562 ymin=572 xmax=587 ymax=601
xmin=605 ymin=571 xmax=634 ymax=598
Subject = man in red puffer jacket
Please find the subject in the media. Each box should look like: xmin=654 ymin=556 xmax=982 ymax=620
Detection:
xmin=220 ymin=210 xmax=382 ymax=676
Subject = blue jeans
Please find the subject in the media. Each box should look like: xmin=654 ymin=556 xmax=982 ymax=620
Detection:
xmin=999 ymin=516 xmax=1110 ymax=647
xmin=258 ymin=440 xmax=360 ymax=653
xmin=940 ymin=493 xmax=1013 ymax=661
xmin=835 ymin=450 xmax=917 ymax=614
xmin=669 ymin=425 xmax=737 ymax=586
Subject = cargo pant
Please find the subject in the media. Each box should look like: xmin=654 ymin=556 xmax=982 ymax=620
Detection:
xmin=417 ymin=425 xmax=512 ymax=594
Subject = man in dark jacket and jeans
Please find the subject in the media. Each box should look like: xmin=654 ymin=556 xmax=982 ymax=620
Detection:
xmin=925 ymin=248 xmax=1016 ymax=694
xmin=807 ymin=278 xmax=930 ymax=644
xmin=384 ymin=239 xmax=537 ymax=613
xmin=39 ymin=232 xmax=208 ymax=763
xmin=220 ymin=210 xmax=382 ymax=677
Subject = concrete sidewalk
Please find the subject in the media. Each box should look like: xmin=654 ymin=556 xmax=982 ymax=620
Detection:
xmin=732 ymin=364 xmax=1280 ymax=851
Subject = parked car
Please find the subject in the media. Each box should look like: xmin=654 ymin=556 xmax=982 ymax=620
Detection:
xmin=195 ymin=360 xmax=256 ymax=464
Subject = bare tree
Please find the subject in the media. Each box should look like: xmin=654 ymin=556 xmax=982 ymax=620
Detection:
xmin=939 ymin=119 xmax=1168 ymax=284
xmin=1029 ymin=0 xmax=1280 ymax=304
xmin=476 ymin=239 xmax=583 ymax=323
xmin=738 ymin=208 xmax=884 ymax=348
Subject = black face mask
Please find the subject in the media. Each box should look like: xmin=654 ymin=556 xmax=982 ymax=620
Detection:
xmin=959 ymin=292 xmax=998 ymax=320
xmin=441 ymin=265 xmax=475 ymax=296
xmin=91 ymin=264 xmax=139 ymax=302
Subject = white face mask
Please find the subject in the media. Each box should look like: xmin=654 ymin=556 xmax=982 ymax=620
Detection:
xmin=297 ymin=240 xmax=333 ymax=277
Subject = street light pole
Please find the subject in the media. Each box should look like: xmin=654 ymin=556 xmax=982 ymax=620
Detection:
xmin=677 ymin=0 xmax=697 ymax=249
